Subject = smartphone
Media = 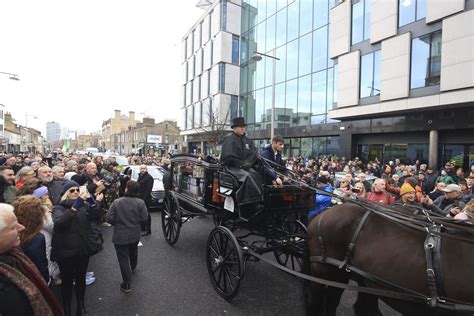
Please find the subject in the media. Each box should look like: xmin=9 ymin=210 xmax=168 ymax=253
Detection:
xmin=79 ymin=186 xmax=87 ymax=195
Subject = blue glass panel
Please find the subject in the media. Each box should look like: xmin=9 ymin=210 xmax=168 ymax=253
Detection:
xmin=416 ymin=0 xmax=426 ymax=19
xmin=276 ymin=8 xmax=287 ymax=48
xmin=232 ymin=35 xmax=240 ymax=64
xmin=267 ymin=0 xmax=277 ymax=16
xmin=256 ymin=57 xmax=266 ymax=89
xmin=373 ymin=50 xmax=381 ymax=95
xmin=326 ymin=66 xmax=334 ymax=110
xmin=240 ymin=67 xmax=248 ymax=94
xmin=257 ymin=0 xmax=267 ymax=23
xmin=410 ymin=35 xmax=430 ymax=89
xmin=275 ymin=82 xmax=286 ymax=111
xmin=298 ymin=74 xmax=311 ymax=115
xmin=399 ymin=0 xmax=415 ymax=27
xmin=277 ymin=0 xmax=287 ymax=11
xmin=241 ymin=36 xmax=248 ymax=63
xmin=311 ymin=115 xmax=326 ymax=125
xmin=287 ymin=0 xmax=299 ymax=42
xmin=312 ymin=26 xmax=328 ymax=72
xmin=312 ymin=70 xmax=326 ymax=115
xmin=285 ymin=79 xmax=298 ymax=126
xmin=363 ymin=0 xmax=371 ymax=41
xmin=286 ymin=39 xmax=299 ymax=80
xmin=275 ymin=45 xmax=286 ymax=83
xmin=265 ymin=54 xmax=274 ymax=87
xmin=360 ymin=52 xmax=374 ymax=98
xmin=300 ymin=0 xmax=313 ymax=36
xmin=266 ymin=15 xmax=276 ymax=52
xmin=256 ymin=21 xmax=266 ymax=56
xmin=299 ymin=32 xmax=312 ymax=76
xmin=313 ymin=0 xmax=329 ymax=30
xmin=231 ymin=95 xmax=239 ymax=119
xmin=255 ymin=88 xmax=265 ymax=123
xmin=264 ymin=86 xmax=273 ymax=122
xmin=352 ymin=1 xmax=363 ymax=44
xmin=246 ymin=91 xmax=256 ymax=124
xmin=333 ymin=64 xmax=338 ymax=103
xmin=219 ymin=63 xmax=226 ymax=92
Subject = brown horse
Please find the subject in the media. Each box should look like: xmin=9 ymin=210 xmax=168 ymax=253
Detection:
xmin=305 ymin=202 xmax=474 ymax=316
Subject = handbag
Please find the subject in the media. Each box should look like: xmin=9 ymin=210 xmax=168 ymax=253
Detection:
xmin=77 ymin=217 xmax=104 ymax=256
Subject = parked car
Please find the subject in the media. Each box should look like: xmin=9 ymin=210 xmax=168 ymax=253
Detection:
xmin=127 ymin=165 xmax=166 ymax=209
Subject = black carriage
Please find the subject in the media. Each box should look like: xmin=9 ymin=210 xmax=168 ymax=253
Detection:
xmin=161 ymin=154 xmax=316 ymax=299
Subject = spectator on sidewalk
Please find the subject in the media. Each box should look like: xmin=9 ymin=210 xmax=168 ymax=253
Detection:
xmin=366 ymin=179 xmax=395 ymax=206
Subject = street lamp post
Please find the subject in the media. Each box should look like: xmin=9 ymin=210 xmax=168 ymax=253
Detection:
xmin=0 ymin=72 xmax=20 ymax=81
xmin=252 ymin=51 xmax=279 ymax=140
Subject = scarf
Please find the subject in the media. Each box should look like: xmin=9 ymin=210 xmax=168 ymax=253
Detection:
xmin=0 ymin=247 xmax=63 ymax=316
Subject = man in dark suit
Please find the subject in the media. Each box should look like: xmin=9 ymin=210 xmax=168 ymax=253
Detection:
xmin=137 ymin=165 xmax=154 ymax=236
xmin=260 ymin=135 xmax=285 ymax=185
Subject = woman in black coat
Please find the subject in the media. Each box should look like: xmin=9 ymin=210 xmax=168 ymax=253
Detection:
xmin=106 ymin=181 xmax=148 ymax=293
xmin=51 ymin=180 xmax=104 ymax=316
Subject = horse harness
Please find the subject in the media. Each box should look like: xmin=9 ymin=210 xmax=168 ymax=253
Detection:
xmin=311 ymin=208 xmax=458 ymax=311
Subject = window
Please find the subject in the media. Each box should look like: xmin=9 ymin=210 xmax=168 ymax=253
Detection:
xmin=190 ymin=80 xmax=194 ymax=103
xmin=314 ymin=0 xmax=329 ymax=30
xmin=411 ymin=31 xmax=441 ymax=89
xmin=300 ymin=0 xmax=313 ymax=36
xmin=230 ymin=95 xmax=238 ymax=119
xmin=199 ymin=22 xmax=203 ymax=47
xmin=183 ymin=84 xmax=186 ymax=106
xmin=210 ymin=41 xmax=214 ymax=66
xmin=191 ymin=30 xmax=195 ymax=53
xmin=207 ymin=70 xmax=211 ymax=96
xmin=351 ymin=0 xmax=371 ymax=45
xmin=184 ymin=38 xmax=188 ymax=60
xmin=313 ymin=26 xmax=328 ymax=72
xmin=220 ymin=1 xmax=227 ymax=31
xmin=232 ymin=35 xmax=239 ymax=64
xmin=191 ymin=105 xmax=195 ymax=129
xmin=399 ymin=0 xmax=426 ymax=27
xmin=360 ymin=50 xmax=381 ymax=98
xmin=201 ymin=48 xmax=204 ymax=72
xmin=209 ymin=10 xmax=213 ymax=38
xmin=219 ymin=63 xmax=226 ymax=92
xmin=184 ymin=108 xmax=188 ymax=130
xmin=198 ymin=76 xmax=202 ymax=100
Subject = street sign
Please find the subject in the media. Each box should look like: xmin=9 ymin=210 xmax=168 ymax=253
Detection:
xmin=147 ymin=134 xmax=162 ymax=144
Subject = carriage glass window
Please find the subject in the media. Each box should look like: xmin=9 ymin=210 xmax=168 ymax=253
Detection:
xmin=173 ymin=161 xmax=205 ymax=202
xmin=410 ymin=31 xmax=441 ymax=89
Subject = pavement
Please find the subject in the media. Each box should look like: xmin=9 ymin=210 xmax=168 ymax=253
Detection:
xmin=65 ymin=211 xmax=400 ymax=316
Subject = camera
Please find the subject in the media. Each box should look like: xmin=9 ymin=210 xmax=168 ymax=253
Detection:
xmin=351 ymin=187 xmax=361 ymax=193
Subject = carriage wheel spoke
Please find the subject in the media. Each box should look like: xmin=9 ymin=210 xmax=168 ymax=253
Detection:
xmin=223 ymin=266 xmax=235 ymax=292
xmin=209 ymin=245 xmax=219 ymax=258
xmin=217 ymin=264 xmax=224 ymax=288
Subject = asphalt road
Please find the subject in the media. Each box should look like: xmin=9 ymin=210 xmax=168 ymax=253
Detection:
xmin=75 ymin=211 xmax=400 ymax=316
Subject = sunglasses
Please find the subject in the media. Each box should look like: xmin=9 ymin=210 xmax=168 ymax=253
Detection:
xmin=69 ymin=188 xmax=80 ymax=193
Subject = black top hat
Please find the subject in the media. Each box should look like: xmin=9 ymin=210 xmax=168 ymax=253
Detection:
xmin=231 ymin=117 xmax=247 ymax=128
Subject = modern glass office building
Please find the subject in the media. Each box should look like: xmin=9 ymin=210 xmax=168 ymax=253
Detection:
xmin=182 ymin=0 xmax=474 ymax=170
xmin=239 ymin=0 xmax=341 ymax=157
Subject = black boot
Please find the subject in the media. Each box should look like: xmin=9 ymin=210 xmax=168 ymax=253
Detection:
xmin=63 ymin=300 xmax=72 ymax=316
xmin=76 ymin=299 xmax=88 ymax=316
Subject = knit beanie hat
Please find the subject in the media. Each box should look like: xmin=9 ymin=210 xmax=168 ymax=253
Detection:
xmin=32 ymin=186 xmax=49 ymax=198
xmin=400 ymin=183 xmax=416 ymax=196
xmin=61 ymin=180 xmax=80 ymax=196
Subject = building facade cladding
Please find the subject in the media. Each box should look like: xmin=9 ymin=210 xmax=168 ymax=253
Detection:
xmin=180 ymin=0 xmax=242 ymax=142
xmin=240 ymin=0 xmax=474 ymax=171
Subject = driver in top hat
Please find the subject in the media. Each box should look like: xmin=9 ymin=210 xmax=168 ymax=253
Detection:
xmin=220 ymin=117 xmax=263 ymax=207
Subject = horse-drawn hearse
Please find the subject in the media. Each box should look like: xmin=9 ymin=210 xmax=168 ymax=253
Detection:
xmin=161 ymin=154 xmax=474 ymax=315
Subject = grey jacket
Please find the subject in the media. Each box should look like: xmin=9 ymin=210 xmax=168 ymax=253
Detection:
xmin=106 ymin=196 xmax=148 ymax=245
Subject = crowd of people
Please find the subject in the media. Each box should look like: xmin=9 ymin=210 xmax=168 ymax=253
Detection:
xmin=0 ymin=136 xmax=473 ymax=315
xmin=282 ymin=155 xmax=474 ymax=220
xmin=0 ymin=151 xmax=162 ymax=315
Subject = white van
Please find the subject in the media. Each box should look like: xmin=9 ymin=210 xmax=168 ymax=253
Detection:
xmin=85 ymin=147 xmax=99 ymax=154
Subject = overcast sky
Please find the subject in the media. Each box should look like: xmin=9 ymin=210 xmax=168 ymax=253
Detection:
xmin=0 ymin=0 xmax=203 ymax=135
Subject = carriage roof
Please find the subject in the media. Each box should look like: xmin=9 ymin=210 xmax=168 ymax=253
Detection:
xmin=170 ymin=154 xmax=219 ymax=170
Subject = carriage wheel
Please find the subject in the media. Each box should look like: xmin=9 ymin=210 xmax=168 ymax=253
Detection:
xmin=206 ymin=226 xmax=244 ymax=300
xmin=273 ymin=220 xmax=307 ymax=272
xmin=161 ymin=194 xmax=181 ymax=246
